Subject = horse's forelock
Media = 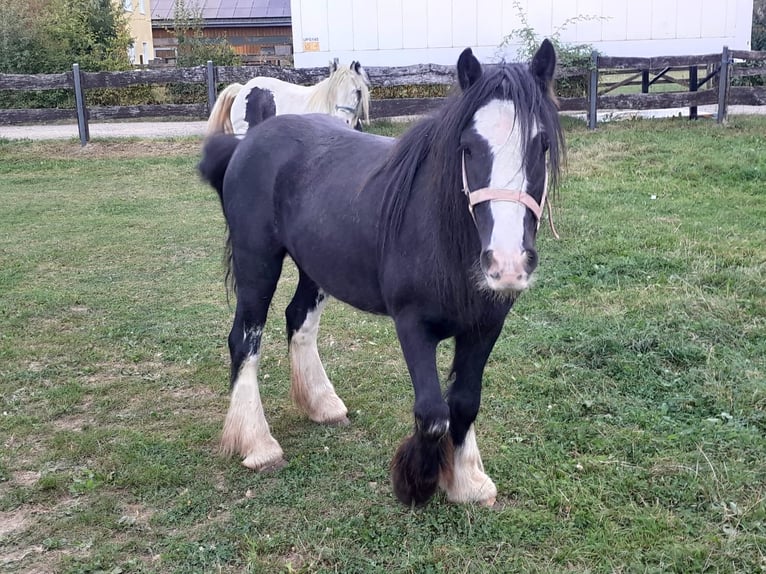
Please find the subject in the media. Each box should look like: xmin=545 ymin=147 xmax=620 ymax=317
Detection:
xmin=443 ymin=64 xmax=563 ymax=192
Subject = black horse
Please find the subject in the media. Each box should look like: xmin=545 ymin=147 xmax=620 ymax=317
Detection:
xmin=198 ymin=40 xmax=563 ymax=506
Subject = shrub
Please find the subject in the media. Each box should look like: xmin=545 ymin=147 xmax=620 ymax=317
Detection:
xmin=496 ymin=0 xmax=601 ymax=98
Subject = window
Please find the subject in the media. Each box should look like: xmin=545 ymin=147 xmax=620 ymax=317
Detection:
xmin=123 ymin=0 xmax=132 ymax=11
xmin=138 ymin=0 xmax=145 ymax=14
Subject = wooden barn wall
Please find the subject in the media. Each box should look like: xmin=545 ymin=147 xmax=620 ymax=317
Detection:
xmin=152 ymin=25 xmax=293 ymax=61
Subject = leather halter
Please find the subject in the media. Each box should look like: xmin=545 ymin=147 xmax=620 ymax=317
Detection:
xmin=335 ymin=104 xmax=358 ymax=114
xmin=461 ymin=152 xmax=559 ymax=239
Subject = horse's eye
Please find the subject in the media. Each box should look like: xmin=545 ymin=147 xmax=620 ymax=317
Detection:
xmin=355 ymin=89 xmax=362 ymax=101
xmin=540 ymin=133 xmax=550 ymax=153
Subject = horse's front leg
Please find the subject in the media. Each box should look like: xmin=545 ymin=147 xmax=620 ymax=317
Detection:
xmin=439 ymin=323 xmax=504 ymax=506
xmin=390 ymin=313 xmax=450 ymax=506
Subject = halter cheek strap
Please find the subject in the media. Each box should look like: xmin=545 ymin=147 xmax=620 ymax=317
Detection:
xmin=335 ymin=105 xmax=358 ymax=114
xmin=461 ymin=152 xmax=559 ymax=239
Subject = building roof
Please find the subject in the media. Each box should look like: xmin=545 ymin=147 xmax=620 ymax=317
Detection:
xmin=151 ymin=0 xmax=290 ymax=22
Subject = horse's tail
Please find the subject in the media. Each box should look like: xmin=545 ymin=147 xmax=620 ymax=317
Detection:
xmin=206 ymin=83 xmax=243 ymax=136
xmin=198 ymin=134 xmax=240 ymax=204
xmin=199 ymin=133 xmax=241 ymax=299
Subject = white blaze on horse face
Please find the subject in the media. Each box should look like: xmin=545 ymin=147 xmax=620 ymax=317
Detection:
xmin=472 ymin=99 xmax=538 ymax=291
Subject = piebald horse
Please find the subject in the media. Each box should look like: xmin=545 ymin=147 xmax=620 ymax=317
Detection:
xmin=206 ymin=59 xmax=371 ymax=136
xmin=198 ymin=41 xmax=563 ymax=506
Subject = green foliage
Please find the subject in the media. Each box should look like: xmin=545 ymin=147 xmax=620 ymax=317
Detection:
xmin=732 ymin=1 xmax=766 ymax=88
xmin=170 ymin=0 xmax=240 ymax=67
xmin=161 ymin=0 xmax=240 ymax=105
xmin=742 ymin=0 xmax=766 ymax=87
xmin=754 ymin=0 xmax=766 ymax=50
xmin=0 ymin=0 xmax=133 ymax=108
xmin=0 ymin=0 xmax=131 ymax=74
xmin=42 ymin=0 xmax=133 ymax=72
xmin=0 ymin=0 xmax=49 ymax=74
xmin=497 ymin=0 xmax=600 ymax=97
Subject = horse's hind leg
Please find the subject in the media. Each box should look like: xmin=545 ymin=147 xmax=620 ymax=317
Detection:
xmin=286 ymin=271 xmax=348 ymax=425
xmin=221 ymin=253 xmax=285 ymax=471
xmin=438 ymin=325 xmax=504 ymax=506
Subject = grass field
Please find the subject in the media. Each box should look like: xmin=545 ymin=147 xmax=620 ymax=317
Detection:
xmin=1 ymin=115 xmax=765 ymax=573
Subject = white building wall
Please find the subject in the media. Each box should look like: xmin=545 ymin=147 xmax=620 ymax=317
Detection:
xmin=290 ymin=0 xmax=754 ymax=67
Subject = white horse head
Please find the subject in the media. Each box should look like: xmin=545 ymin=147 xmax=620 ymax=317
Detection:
xmin=311 ymin=60 xmax=371 ymax=128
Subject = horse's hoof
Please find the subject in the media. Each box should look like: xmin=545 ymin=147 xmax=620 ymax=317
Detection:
xmin=390 ymin=435 xmax=439 ymax=506
xmin=327 ymin=415 xmax=350 ymax=427
xmin=259 ymin=458 xmax=288 ymax=472
xmin=242 ymin=454 xmax=287 ymax=471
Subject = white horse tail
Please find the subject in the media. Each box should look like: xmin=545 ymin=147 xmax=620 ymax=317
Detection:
xmin=206 ymin=83 xmax=243 ymax=136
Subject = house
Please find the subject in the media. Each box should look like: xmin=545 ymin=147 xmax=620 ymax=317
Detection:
xmin=150 ymin=0 xmax=292 ymax=64
xmin=122 ymin=0 xmax=155 ymax=65
xmin=290 ymin=0 xmax=754 ymax=67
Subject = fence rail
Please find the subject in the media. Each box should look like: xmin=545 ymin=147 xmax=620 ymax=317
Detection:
xmin=1 ymin=47 xmax=764 ymax=144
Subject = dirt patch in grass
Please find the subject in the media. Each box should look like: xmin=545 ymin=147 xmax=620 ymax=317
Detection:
xmin=12 ymin=471 xmax=42 ymax=488
xmin=53 ymin=411 xmax=94 ymax=433
xmin=0 ymin=507 xmax=34 ymax=537
xmin=4 ymin=139 xmax=202 ymax=161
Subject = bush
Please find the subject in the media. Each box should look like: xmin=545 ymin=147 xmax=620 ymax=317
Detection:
xmin=754 ymin=0 xmax=766 ymax=51
xmin=0 ymin=0 xmax=133 ymax=109
xmin=496 ymin=0 xmax=600 ymax=98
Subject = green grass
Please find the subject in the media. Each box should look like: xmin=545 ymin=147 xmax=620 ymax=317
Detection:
xmin=1 ymin=116 xmax=765 ymax=573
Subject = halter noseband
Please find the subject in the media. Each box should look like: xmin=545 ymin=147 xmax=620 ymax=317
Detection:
xmin=461 ymin=152 xmax=559 ymax=239
xmin=335 ymin=104 xmax=358 ymax=114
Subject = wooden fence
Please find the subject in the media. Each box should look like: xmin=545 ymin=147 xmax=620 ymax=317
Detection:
xmin=585 ymin=48 xmax=766 ymax=128
xmin=1 ymin=47 xmax=764 ymax=145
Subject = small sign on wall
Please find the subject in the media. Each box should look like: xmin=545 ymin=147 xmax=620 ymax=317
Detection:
xmin=303 ymin=37 xmax=320 ymax=52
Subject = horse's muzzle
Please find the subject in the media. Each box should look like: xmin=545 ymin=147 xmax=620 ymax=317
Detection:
xmin=480 ymin=248 xmax=535 ymax=292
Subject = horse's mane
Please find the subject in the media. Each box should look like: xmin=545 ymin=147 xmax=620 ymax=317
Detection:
xmin=306 ymin=66 xmax=371 ymax=122
xmin=378 ymin=62 xmax=564 ymax=318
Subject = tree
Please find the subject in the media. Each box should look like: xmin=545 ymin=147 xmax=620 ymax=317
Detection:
xmin=171 ymin=0 xmax=240 ymax=67
xmin=0 ymin=0 xmax=50 ymax=73
xmin=0 ymin=0 xmax=131 ymax=74
xmin=754 ymin=0 xmax=766 ymax=50
xmin=44 ymin=0 xmax=133 ymax=71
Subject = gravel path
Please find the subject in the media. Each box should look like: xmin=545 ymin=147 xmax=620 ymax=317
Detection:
xmin=1 ymin=106 xmax=763 ymax=141
xmin=0 ymin=121 xmax=209 ymax=141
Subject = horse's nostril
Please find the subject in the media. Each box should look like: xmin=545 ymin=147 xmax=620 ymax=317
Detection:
xmin=525 ymin=249 xmax=538 ymax=271
xmin=480 ymin=250 xmax=494 ymax=271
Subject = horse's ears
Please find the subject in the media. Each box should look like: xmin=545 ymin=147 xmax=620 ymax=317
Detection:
xmin=457 ymin=47 xmax=482 ymax=90
xmin=329 ymin=58 xmax=339 ymax=74
xmin=351 ymin=60 xmax=371 ymax=86
xmin=529 ymin=39 xmax=557 ymax=94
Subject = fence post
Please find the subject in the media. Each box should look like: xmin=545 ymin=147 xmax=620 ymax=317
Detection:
xmin=206 ymin=60 xmax=217 ymax=113
xmin=72 ymin=63 xmax=89 ymax=146
xmin=689 ymin=65 xmax=698 ymax=120
xmin=587 ymin=50 xmax=599 ymax=130
xmin=717 ymin=46 xmax=730 ymax=125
